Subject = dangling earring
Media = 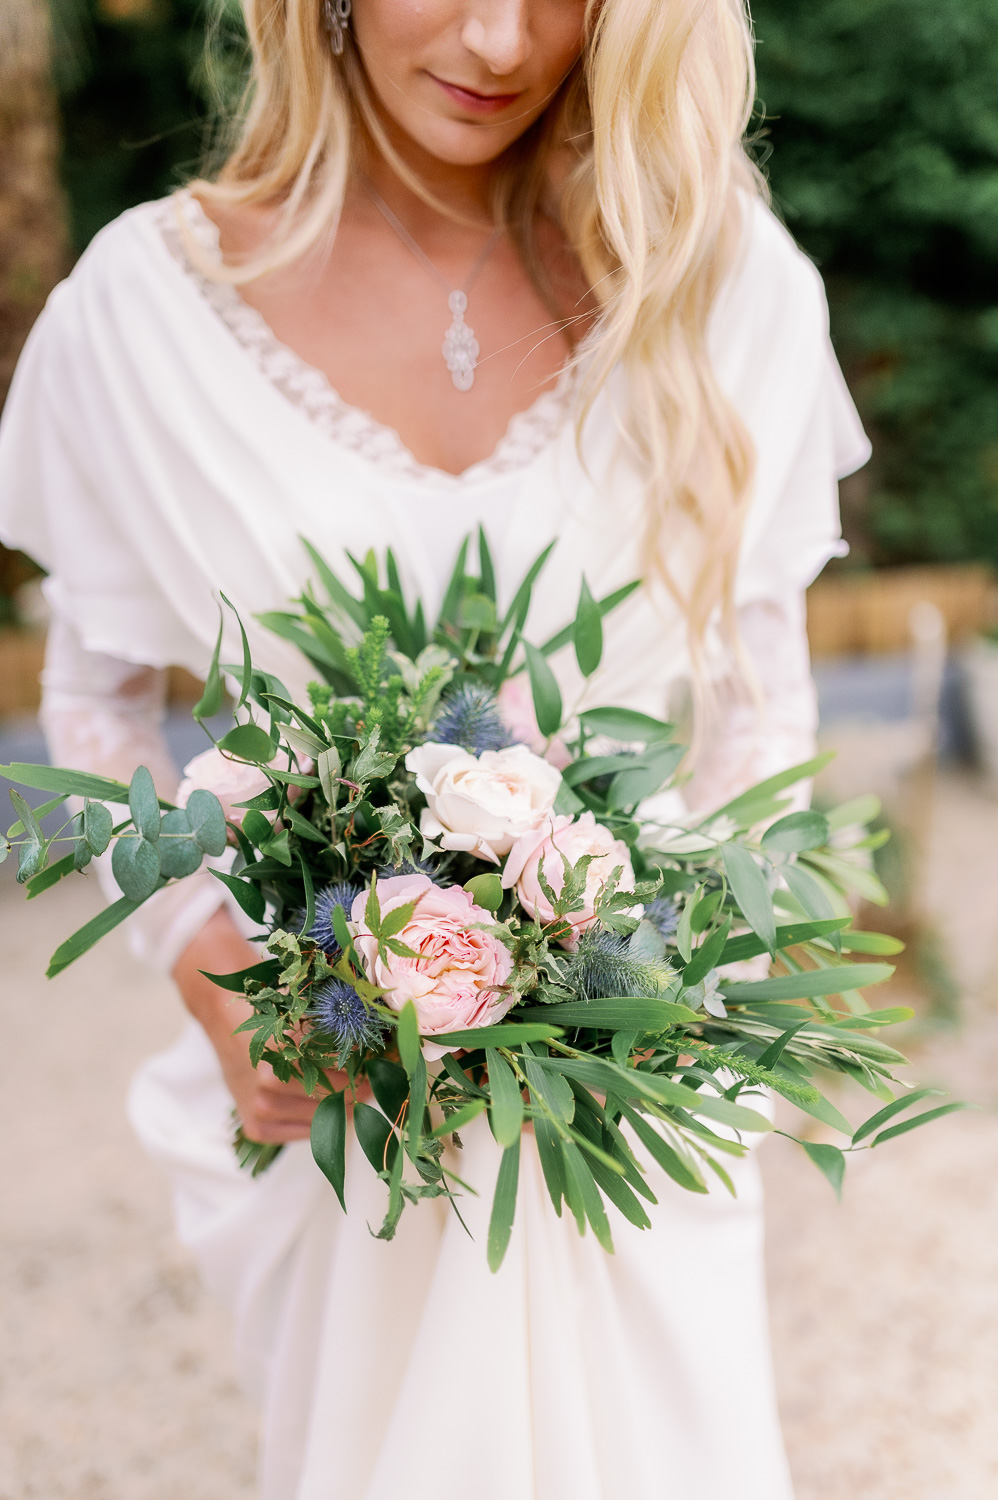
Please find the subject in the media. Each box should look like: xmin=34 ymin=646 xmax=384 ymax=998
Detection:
xmin=322 ymin=0 xmax=351 ymax=55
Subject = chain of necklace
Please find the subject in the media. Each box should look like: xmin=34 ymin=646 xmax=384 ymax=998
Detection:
xmin=364 ymin=184 xmax=504 ymax=393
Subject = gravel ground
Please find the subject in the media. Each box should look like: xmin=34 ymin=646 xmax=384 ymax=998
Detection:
xmin=1 ymin=770 xmax=996 ymax=1499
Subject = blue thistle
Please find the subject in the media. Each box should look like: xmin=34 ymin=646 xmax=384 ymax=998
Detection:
xmin=432 ymin=682 xmax=512 ymax=755
xmin=307 ymin=881 xmax=362 ymax=952
xmin=310 ymin=978 xmax=386 ymax=1053
xmin=569 ymin=929 xmax=656 ymax=1002
xmin=644 ymin=896 xmax=680 ymax=942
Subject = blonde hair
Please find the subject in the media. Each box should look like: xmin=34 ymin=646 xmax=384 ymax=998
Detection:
xmin=190 ymin=0 xmax=765 ymax=688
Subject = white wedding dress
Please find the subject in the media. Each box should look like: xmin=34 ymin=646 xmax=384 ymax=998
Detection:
xmin=0 ymin=190 xmax=869 ymax=1500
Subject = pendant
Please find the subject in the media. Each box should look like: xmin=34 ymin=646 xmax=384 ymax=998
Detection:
xmin=442 ymin=290 xmax=479 ymax=392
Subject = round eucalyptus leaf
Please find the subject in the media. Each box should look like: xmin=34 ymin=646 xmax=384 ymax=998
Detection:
xmin=158 ymin=809 xmax=204 ymax=880
xmin=83 ymin=798 xmax=113 ymax=856
xmin=186 ymin=789 xmax=228 ymax=857
xmin=761 ymin=810 xmax=830 ymax=854
xmin=128 ymin=766 xmax=160 ymax=842
xmin=16 ymin=838 xmax=45 ymax=884
xmin=73 ymin=838 xmax=93 ymax=872
xmin=111 ymin=835 xmax=161 ymax=901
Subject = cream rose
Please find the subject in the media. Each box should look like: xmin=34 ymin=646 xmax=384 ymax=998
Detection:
xmin=351 ymin=874 xmax=515 ymax=1059
xmin=502 ymin=811 xmax=637 ymax=948
xmin=405 ymin=742 xmax=562 ymax=864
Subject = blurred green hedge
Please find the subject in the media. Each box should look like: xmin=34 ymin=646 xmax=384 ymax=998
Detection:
xmin=46 ymin=0 xmax=998 ymax=573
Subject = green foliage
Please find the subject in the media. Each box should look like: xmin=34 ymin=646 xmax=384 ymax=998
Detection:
xmin=753 ymin=0 xmax=998 ymax=567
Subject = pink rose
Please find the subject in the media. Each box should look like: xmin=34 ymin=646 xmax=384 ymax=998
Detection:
xmin=176 ymin=746 xmax=274 ymax=826
xmin=496 ymin=676 xmax=572 ymax=770
xmin=502 ymin=811 xmax=637 ymax=948
xmin=351 ymin=874 xmax=515 ymax=1059
xmin=176 ymin=746 xmax=311 ymax=826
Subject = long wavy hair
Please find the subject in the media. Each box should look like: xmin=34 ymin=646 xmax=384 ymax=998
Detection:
xmin=189 ymin=0 xmax=765 ymax=692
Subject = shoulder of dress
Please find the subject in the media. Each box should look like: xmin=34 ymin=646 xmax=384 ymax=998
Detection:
xmin=44 ymin=199 xmax=171 ymax=315
xmin=717 ymin=193 xmax=828 ymax=330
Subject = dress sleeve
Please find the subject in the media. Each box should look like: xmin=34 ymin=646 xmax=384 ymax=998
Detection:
xmin=41 ymin=615 xmax=227 ymax=973
xmin=684 ymin=593 xmax=817 ymax=814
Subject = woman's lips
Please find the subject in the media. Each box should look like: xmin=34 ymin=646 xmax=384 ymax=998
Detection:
xmin=428 ymin=74 xmax=523 ymax=116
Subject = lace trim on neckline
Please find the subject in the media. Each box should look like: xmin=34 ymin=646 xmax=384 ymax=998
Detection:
xmin=152 ymin=194 xmax=574 ymax=487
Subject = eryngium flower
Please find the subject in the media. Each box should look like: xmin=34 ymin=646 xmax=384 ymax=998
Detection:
xmin=568 ymin=928 xmax=656 ymax=1002
xmin=432 ymin=682 xmax=512 ymax=755
xmin=308 ymin=881 xmax=362 ymax=952
xmin=644 ymin=895 xmax=679 ymax=941
xmin=310 ymin=978 xmax=385 ymax=1052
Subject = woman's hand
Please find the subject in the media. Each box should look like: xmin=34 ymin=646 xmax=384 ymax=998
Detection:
xmin=171 ymin=907 xmax=344 ymax=1143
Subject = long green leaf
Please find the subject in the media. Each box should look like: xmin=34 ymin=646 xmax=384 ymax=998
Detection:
xmin=477 ymin=524 xmax=496 ymax=602
xmin=618 ymin=1103 xmax=708 ymax=1193
xmin=722 ymin=844 xmax=776 ymax=956
xmin=720 ymin=918 xmax=850 ymax=965
xmin=538 ymin=580 xmax=640 ymax=656
xmin=516 ymin=999 xmax=698 ymax=1029
xmin=47 ymin=895 xmax=143 ymax=977
xmin=220 ymin=591 xmax=254 ymax=712
xmin=712 ymin=754 xmax=834 ymax=822
xmin=485 ymin=1049 xmax=524 ymax=1148
xmin=487 ymin=1137 xmax=521 ymax=1272
xmin=523 ymin=641 xmax=562 ymax=738
xmin=208 ymin=867 xmax=266 ymax=923
xmin=801 ymin=1141 xmax=846 ymax=1197
xmin=871 ymin=1101 xmax=973 ymax=1147
xmin=310 ymin=1091 xmax=347 ymax=1210
xmin=722 ymin=964 xmax=894 ymax=1002
xmin=573 ymin=578 xmax=603 ymax=677
xmin=432 ymin=1022 xmax=564 ymax=1049
xmin=200 ymin=959 xmax=282 ymax=992
xmin=193 ymin=607 xmax=225 ymax=721
xmin=353 ymin=1100 xmax=399 ymax=1172
xmin=5 ymin=792 xmax=67 ymax=838
xmin=851 ymin=1087 xmax=944 ymax=1145
xmin=438 ymin=535 xmax=470 ymax=628
xmin=681 ymin=915 xmax=732 ymax=988
xmin=1 ymin=764 xmax=133 ymax=803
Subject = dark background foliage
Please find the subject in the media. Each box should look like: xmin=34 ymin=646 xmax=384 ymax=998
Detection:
xmin=41 ymin=0 xmax=998 ymax=573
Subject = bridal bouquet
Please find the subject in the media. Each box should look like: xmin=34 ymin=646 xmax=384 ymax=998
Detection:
xmin=2 ymin=533 xmax=964 ymax=1268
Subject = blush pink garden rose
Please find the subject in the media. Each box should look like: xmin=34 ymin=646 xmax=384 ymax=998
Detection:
xmin=406 ymin=742 xmax=562 ymax=864
xmin=351 ymin=874 xmax=515 ymax=1059
xmin=501 ymin=811 xmax=637 ymax=948
xmin=176 ymin=746 xmax=311 ymax=826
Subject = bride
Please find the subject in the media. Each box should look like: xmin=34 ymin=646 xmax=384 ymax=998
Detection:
xmin=0 ymin=0 xmax=868 ymax=1494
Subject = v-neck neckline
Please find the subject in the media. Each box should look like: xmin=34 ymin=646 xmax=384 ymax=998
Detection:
xmin=152 ymin=193 xmax=578 ymax=489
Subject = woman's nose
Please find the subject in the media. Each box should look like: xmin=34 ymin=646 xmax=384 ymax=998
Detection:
xmin=460 ymin=0 xmax=532 ymax=76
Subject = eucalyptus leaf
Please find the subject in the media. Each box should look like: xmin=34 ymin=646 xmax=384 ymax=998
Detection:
xmin=111 ymin=835 xmax=161 ymax=902
xmin=128 ymin=767 xmax=160 ymax=842
xmin=157 ymin=809 xmax=203 ymax=879
xmin=186 ymin=789 xmax=228 ymax=857
xmin=83 ymin=799 xmax=113 ymax=856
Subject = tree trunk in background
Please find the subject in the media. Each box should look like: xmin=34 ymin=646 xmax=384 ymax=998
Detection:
xmin=0 ymin=0 xmax=67 ymax=606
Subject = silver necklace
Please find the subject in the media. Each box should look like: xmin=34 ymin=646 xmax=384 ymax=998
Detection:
xmin=365 ymin=185 xmax=503 ymax=392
